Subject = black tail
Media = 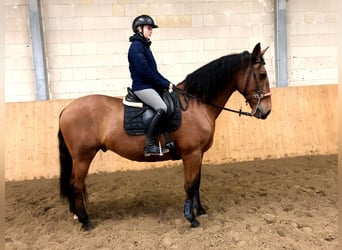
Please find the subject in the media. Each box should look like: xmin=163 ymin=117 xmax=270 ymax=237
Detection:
xmin=58 ymin=128 xmax=73 ymax=201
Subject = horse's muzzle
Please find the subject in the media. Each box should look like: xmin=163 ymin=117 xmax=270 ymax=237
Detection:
xmin=254 ymin=107 xmax=271 ymax=120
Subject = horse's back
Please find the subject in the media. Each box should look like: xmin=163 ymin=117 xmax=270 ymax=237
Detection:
xmin=65 ymin=94 xmax=121 ymax=108
xmin=59 ymin=95 xmax=124 ymax=146
xmin=62 ymin=94 xmax=121 ymax=114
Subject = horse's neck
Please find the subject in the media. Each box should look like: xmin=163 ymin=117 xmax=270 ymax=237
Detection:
xmin=190 ymin=87 xmax=235 ymax=123
xmin=210 ymin=87 xmax=236 ymax=119
xmin=177 ymin=81 xmax=236 ymax=121
xmin=210 ymin=64 xmax=249 ymax=119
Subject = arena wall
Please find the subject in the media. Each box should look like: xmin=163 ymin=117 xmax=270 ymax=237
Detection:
xmin=5 ymin=0 xmax=338 ymax=102
xmin=5 ymin=84 xmax=338 ymax=181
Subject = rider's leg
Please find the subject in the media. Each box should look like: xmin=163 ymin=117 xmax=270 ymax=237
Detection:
xmin=134 ymin=89 xmax=169 ymax=156
xmin=144 ymin=109 xmax=169 ymax=156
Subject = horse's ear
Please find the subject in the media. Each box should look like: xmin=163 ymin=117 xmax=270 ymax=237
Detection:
xmin=261 ymin=46 xmax=269 ymax=56
xmin=252 ymin=43 xmax=269 ymax=60
xmin=252 ymin=43 xmax=261 ymax=59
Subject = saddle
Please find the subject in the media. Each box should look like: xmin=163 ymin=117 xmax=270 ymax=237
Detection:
xmin=123 ymin=88 xmax=181 ymax=159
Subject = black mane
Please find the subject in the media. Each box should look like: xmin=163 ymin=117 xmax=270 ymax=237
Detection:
xmin=184 ymin=51 xmax=250 ymax=102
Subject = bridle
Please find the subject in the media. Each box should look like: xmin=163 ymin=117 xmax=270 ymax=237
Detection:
xmin=242 ymin=56 xmax=272 ymax=116
xmin=174 ymin=54 xmax=271 ymax=117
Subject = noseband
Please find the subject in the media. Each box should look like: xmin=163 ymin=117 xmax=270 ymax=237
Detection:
xmin=243 ymin=56 xmax=272 ymax=116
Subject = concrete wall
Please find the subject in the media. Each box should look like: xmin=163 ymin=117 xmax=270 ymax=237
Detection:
xmin=5 ymin=0 xmax=36 ymax=102
xmin=5 ymin=0 xmax=338 ymax=102
xmin=5 ymin=84 xmax=338 ymax=181
xmin=287 ymin=1 xmax=338 ymax=85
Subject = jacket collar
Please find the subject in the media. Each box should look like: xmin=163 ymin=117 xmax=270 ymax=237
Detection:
xmin=129 ymin=33 xmax=151 ymax=47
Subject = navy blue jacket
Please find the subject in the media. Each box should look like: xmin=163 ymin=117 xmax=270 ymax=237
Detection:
xmin=128 ymin=33 xmax=170 ymax=92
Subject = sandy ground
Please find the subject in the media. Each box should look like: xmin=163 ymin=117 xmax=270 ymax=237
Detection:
xmin=5 ymin=155 xmax=337 ymax=250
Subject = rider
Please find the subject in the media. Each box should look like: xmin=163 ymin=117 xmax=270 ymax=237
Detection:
xmin=128 ymin=15 xmax=174 ymax=156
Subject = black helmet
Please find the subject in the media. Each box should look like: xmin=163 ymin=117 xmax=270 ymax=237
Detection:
xmin=132 ymin=15 xmax=158 ymax=33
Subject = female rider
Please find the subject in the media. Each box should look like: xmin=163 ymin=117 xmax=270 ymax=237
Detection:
xmin=128 ymin=15 xmax=174 ymax=156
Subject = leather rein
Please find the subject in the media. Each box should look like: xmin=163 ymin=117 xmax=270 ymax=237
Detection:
xmin=174 ymin=56 xmax=271 ymax=117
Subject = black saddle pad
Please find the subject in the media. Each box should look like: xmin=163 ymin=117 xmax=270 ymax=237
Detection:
xmin=123 ymin=91 xmax=182 ymax=136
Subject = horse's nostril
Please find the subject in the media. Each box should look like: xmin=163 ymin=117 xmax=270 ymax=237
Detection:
xmin=255 ymin=108 xmax=271 ymax=120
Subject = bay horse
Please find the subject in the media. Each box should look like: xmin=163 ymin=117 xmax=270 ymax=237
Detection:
xmin=58 ymin=43 xmax=272 ymax=231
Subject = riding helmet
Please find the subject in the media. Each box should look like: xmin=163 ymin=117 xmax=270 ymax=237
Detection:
xmin=132 ymin=15 xmax=158 ymax=33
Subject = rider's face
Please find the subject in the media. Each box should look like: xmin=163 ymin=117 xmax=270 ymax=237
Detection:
xmin=139 ymin=25 xmax=153 ymax=40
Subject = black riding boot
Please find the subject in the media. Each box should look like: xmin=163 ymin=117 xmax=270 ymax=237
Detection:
xmin=144 ymin=109 xmax=169 ymax=156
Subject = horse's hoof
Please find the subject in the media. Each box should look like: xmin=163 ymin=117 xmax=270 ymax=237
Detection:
xmin=196 ymin=208 xmax=207 ymax=216
xmin=81 ymin=221 xmax=94 ymax=231
xmin=190 ymin=218 xmax=200 ymax=228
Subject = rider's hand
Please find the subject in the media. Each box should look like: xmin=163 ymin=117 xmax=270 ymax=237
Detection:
xmin=168 ymin=83 xmax=174 ymax=93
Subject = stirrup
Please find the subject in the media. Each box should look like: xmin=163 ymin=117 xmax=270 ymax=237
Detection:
xmin=144 ymin=141 xmax=169 ymax=156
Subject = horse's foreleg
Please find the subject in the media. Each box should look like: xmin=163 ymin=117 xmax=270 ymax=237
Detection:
xmin=182 ymin=153 xmax=203 ymax=228
xmin=193 ymin=175 xmax=207 ymax=216
xmin=72 ymin=160 xmax=94 ymax=231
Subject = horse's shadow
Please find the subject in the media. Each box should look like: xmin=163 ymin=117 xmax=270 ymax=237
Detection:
xmin=88 ymin=189 xmax=184 ymax=222
xmin=85 ymin=167 xmax=185 ymax=223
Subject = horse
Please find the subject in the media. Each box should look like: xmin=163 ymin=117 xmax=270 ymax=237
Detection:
xmin=58 ymin=43 xmax=272 ymax=231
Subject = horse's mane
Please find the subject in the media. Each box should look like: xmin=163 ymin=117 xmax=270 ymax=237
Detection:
xmin=183 ymin=51 xmax=250 ymax=102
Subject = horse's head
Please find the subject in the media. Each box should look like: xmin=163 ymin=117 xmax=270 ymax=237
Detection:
xmin=238 ymin=43 xmax=272 ymax=119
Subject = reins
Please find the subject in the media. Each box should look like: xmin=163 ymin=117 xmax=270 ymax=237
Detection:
xmin=173 ymin=87 xmax=253 ymax=117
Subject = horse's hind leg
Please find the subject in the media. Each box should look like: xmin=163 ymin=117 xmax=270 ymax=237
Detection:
xmin=71 ymin=159 xmax=94 ymax=231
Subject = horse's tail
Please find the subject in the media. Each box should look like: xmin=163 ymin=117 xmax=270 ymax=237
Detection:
xmin=58 ymin=126 xmax=73 ymax=201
